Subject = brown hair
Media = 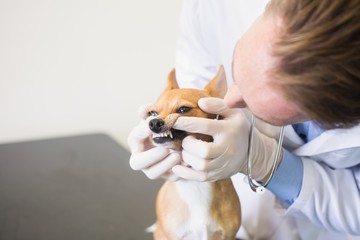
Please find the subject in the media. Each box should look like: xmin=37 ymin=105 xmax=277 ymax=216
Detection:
xmin=267 ymin=0 xmax=360 ymax=128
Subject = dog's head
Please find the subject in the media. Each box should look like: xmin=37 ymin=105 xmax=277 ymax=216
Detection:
xmin=146 ymin=65 xmax=227 ymax=150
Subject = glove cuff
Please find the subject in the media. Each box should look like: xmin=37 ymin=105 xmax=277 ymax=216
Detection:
xmin=250 ymin=129 xmax=279 ymax=180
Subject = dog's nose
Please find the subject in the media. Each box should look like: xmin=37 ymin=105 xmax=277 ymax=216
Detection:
xmin=149 ymin=118 xmax=165 ymax=133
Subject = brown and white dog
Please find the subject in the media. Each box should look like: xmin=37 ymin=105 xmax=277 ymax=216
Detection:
xmin=146 ymin=66 xmax=241 ymax=240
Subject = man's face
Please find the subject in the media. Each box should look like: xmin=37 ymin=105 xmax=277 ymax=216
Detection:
xmin=224 ymin=14 xmax=307 ymax=126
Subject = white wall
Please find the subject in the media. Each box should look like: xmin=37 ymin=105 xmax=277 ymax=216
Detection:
xmin=0 ymin=0 xmax=181 ymax=148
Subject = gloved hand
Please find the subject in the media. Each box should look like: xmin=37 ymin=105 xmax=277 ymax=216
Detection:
xmin=128 ymin=105 xmax=181 ymax=181
xmin=171 ymin=97 xmax=280 ymax=182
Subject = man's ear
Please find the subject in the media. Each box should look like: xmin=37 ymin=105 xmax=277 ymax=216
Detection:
xmin=165 ymin=68 xmax=179 ymax=91
xmin=205 ymin=65 xmax=227 ymax=98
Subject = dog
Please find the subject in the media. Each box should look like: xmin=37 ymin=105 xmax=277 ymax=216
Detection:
xmin=146 ymin=65 xmax=241 ymax=240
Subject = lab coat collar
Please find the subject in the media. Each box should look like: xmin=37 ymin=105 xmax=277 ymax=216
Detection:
xmin=285 ymin=124 xmax=360 ymax=156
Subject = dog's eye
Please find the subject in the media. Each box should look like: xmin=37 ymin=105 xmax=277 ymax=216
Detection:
xmin=148 ymin=111 xmax=158 ymax=117
xmin=177 ymin=106 xmax=192 ymax=114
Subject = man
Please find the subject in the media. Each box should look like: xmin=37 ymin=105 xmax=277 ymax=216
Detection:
xmin=128 ymin=0 xmax=360 ymax=239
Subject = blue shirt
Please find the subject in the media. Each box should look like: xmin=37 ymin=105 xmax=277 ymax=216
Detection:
xmin=267 ymin=121 xmax=325 ymax=205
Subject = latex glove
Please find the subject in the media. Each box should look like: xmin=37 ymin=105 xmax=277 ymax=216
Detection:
xmin=128 ymin=105 xmax=181 ymax=181
xmin=171 ymin=97 xmax=280 ymax=182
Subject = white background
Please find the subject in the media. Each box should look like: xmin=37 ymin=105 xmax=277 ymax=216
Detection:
xmin=0 ymin=0 xmax=181 ymax=148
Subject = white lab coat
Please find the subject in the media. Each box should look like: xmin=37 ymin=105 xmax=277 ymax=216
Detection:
xmin=174 ymin=0 xmax=360 ymax=239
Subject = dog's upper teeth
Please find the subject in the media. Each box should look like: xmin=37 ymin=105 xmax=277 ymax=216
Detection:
xmin=153 ymin=130 xmax=172 ymax=139
xmin=166 ymin=130 xmax=173 ymax=138
xmin=163 ymin=130 xmax=170 ymax=138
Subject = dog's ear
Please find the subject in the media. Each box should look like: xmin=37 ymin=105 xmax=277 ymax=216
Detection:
xmin=205 ymin=65 xmax=227 ymax=98
xmin=165 ymin=68 xmax=179 ymax=91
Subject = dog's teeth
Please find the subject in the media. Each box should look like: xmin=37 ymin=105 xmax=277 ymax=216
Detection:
xmin=163 ymin=131 xmax=169 ymax=138
xmin=152 ymin=131 xmax=173 ymax=139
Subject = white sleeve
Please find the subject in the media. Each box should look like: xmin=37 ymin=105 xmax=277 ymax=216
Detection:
xmin=287 ymin=148 xmax=360 ymax=235
xmin=174 ymin=0 xmax=219 ymax=89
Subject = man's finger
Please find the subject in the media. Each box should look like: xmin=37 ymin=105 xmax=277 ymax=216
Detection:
xmin=173 ymin=117 xmax=223 ymax=135
xmin=129 ymin=147 xmax=169 ymax=170
xmin=198 ymin=97 xmax=237 ymax=117
xmin=172 ymin=165 xmax=208 ymax=182
xmin=182 ymin=135 xmax=227 ymax=159
xmin=143 ymin=152 xmax=181 ymax=179
xmin=127 ymin=120 xmax=153 ymax=152
xmin=138 ymin=104 xmax=153 ymax=119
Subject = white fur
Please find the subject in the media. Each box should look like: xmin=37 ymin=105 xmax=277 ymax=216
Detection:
xmin=174 ymin=180 xmax=221 ymax=240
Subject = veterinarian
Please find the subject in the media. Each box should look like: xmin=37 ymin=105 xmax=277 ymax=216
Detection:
xmin=128 ymin=0 xmax=360 ymax=239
